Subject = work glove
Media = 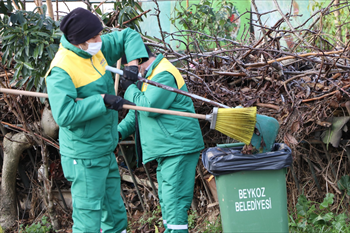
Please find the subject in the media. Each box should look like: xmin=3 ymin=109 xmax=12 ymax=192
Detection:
xmin=103 ymin=94 xmax=135 ymax=111
xmin=123 ymin=65 xmax=139 ymax=82
xmin=119 ymin=78 xmax=134 ymax=90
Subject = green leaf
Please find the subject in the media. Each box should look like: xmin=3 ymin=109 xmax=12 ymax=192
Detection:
xmin=26 ymin=76 xmax=35 ymax=91
xmin=25 ymin=44 xmax=30 ymax=56
xmin=2 ymin=34 xmax=16 ymax=40
xmin=30 ymin=39 xmax=41 ymax=43
xmin=13 ymin=63 xmax=23 ymax=79
xmin=46 ymin=46 xmax=54 ymax=59
xmin=313 ymin=212 xmax=334 ymax=224
xmin=23 ymin=62 xmax=34 ymax=70
xmin=337 ymin=175 xmax=350 ymax=195
xmin=94 ymin=5 xmax=102 ymax=15
xmin=296 ymin=194 xmax=310 ymax=216
xmin=320 ymin=193 xmax=334 ymax=210
xmin=334 ymin=212 xmax=347 ymax=225
xmin=49 ymin=43 xmax=58 ymax=53
xmin=33 ymin=46 xmax=39 ymax=60
xmin=134 ymin=3 xmax=143 ymax=12
xmin=35 ymin=31 xmax=50 ymax=37
xmin=10 ymin=14 xmax=18 ymax=24
xmin=6 ymin=0 xmax=13 ymax=12
xmin=15 ymin=47 xmax=24 ymax=58
xmin=42 ymin=4 xmax=47 ymax=15
xmin=0 ymin=1 xmax=9 ymax=14
xmin=2 ymin=47 xmax=10 ymax=62
xmin=38 ymin=43 xmax=44 ymax=57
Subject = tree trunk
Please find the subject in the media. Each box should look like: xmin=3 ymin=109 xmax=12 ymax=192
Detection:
xmin=41 ymin=144 xmax=60 ymax=230
xmin=46 ymin=0 xmax=55 ymax=19
xmin=0 ymin=132 xmax=31 ymax=230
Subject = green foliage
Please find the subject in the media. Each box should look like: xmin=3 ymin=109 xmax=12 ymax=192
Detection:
xmin=338 ymin=175 xmax=350 ymax=196
xmin=0 ymin=5 xmax=61 ymax=92
xmin=19 ymin=216 xmax=53 ymax=233
xmin=309 ymin=0 xmax=349 ymax=48
xmin=170 ymin=0 xmax=239 ymax=51
xmin=289 ymin=193 xmax=350 ymax=232
xmin=0 ymin=0 xmax=24 ymax=15
xmin=201 ymin=215 xmax=222 ymax=233
xmin=138 ymin=205 xmax=162 ymax=229
xmin=188 ymin=209 xmax=198 ymax=230
xmin=94 ymin=0 xmax=144 ymax=32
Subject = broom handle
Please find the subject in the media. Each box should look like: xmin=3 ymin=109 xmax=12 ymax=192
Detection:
xmin=105 ymin=66 xmax=230 ymax=109
xmin=114 ymin=59 xmax=122 ymax=95
xmin=0 ymin=88 xmax=209 ymax=120
xmin=122 ymin=104 xmax=208 ymax=120
xmin=0 ymin=88 xmax=49 ymax=98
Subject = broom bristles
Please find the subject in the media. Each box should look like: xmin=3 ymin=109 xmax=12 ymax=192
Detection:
xmin=215 ymin=107 xmax=257 ymax=144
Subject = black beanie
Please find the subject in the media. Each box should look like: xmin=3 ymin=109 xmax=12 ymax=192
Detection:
xmin=60 ymin=8 xmax=103 ymax=45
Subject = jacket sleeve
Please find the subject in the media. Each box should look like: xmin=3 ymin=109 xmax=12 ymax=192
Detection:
xmin=100 ymin=28 xmax=148 ymax=67
xmin=46 ymin=67 xmax=107 ymax=127
xmin=118 ymin=109 xmax=136 ymax=140
xmin=124 ymin=71 xmax=178 ymax=118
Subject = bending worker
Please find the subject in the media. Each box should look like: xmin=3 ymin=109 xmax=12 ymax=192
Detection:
xmin=45 ymin=8 xmax=148 ymax=233
xmin=118 ymin=45 xmax=204 ymax=233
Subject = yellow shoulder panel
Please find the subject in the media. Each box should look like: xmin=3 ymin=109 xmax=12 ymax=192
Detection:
xmin=45 ymin=45 xmax=107 ymax=88
xmin=141 ymin=58 xmax=185 ymax=92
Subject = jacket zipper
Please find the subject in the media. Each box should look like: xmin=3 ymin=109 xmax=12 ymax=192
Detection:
xmin=90 ymin=57 xmax=116 ymax=148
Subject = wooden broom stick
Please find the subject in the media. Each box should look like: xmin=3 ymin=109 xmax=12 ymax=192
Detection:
xmin=114 ymin=58 xmax=122 ymax=94
xmin=0 ymin=87 xmax=209 ymax=120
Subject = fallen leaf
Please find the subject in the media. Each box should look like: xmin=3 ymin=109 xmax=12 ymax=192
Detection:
xmin=284 ymin=133 xmax=298 ymax=147
xmin=301 ymin=76 xmax=311 ymax=82
xmin=321 ymin=117 xmax=350 ymax=147
xmin=291 ymin=121 xmax=300 ymax=133
xmin=241 ymin=87 xmax=251 ymax=93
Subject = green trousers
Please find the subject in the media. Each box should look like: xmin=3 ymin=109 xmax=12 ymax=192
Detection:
xmin=156 ymin=152 xmax=200 ymax=233
xmin=61 ymin=153 xmax=127 ymax=233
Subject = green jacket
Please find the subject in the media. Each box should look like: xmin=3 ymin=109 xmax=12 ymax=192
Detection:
xmin=45 ymin=29 xmax=148 ymax=159
xmin=118 ymin=54 xmax=204 ymax=163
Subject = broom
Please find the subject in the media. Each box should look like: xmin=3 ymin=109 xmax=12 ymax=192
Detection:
xmin=0 ymin=88 xmax=257 ymax=144
xmin=106 ymin=65 xmax=257 ymax=143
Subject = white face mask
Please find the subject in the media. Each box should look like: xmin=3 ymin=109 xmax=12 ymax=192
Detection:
xmin=80 ymin=42 xmax=102 ymax=55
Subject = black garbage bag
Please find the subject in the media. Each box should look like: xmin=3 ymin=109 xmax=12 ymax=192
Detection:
xmin=202 ymin=143 xmax=292 ymax=176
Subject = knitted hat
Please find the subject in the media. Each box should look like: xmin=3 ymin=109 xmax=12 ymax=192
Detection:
xmin=60 ymin=8 xmax=103 ymax=45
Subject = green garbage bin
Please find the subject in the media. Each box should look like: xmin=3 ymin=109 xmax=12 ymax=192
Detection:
xmin=202 ymin=142 xmax=292 ymax=233
xmin=215 ymin=169 xmax=289 ymax=232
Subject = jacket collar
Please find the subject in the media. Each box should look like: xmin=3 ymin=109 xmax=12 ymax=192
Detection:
xmin=60 ymin=35 xmax=92 ymax=59
xmin=145 ymin=54 xmax=164 ymax=78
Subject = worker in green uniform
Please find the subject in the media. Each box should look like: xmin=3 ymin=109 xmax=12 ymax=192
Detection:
xmin=118 ymin=45 xmax=204 ymax=233
xmin=45 ymin=8 xmax=148 ymax=233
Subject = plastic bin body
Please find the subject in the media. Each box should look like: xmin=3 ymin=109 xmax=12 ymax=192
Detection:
xmin=215 ymin=169 xmax=289 ymax=232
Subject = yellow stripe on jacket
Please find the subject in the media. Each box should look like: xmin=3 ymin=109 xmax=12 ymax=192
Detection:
xmin=45 ymin=45 xmax=107 ymax=88
xmin=141 ymin=58 xmax=185 ymax=92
